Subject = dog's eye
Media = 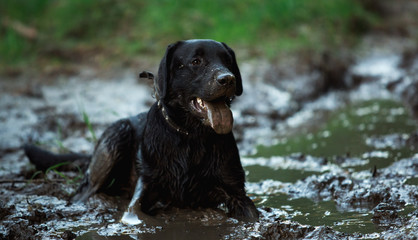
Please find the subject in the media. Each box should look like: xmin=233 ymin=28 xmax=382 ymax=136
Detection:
xmin=191 ymin=59 xmax=201 ymax=66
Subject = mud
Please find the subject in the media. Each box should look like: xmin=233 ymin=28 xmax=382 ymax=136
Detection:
xmin=1 ymin=47 xmax=417 ymax=239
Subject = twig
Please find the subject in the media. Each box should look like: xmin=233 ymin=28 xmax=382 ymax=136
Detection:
xmin=2 ymin=17 xmax=38 ymax=40
xmin=0 ymin=179 xmax=66 ymax=184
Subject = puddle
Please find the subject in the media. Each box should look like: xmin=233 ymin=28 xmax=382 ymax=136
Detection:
xmin=245 ymin=99 xmax=418 ymax=234
xmin=252 ymin=99 xmax=417 ymax=171
xmin=405 ymin=177 xmax=418 ymax=186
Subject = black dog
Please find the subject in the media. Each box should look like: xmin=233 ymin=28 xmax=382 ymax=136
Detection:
xmin=25 ymin=39 xmax=259 ymax=220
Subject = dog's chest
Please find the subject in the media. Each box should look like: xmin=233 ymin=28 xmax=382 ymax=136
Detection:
xmin=167 ymin=140 xmax=220 ymax=177
xmin=144 ymin=135 xmax=222 ymax=183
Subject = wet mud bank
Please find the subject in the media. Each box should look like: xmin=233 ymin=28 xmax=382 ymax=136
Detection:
xmin=1 ymin=42 xmax=418 ymax=239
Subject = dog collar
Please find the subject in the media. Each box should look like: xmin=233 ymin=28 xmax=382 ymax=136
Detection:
xmin=158 ymin=100 xmax=189 ymax=136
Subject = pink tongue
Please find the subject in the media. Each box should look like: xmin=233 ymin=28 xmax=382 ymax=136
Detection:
xmin=205 ymin=101 xmax=233 ymax=134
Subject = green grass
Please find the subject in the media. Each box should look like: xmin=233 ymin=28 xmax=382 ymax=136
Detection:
xmin=0 ymin=0 xmax=378 ymax=68
xmin=27 ymin=161 xmax=84 ymax=185
xmin=82 ymin=110 xmax=97 ymax=142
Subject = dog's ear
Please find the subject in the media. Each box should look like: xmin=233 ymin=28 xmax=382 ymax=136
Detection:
xmin=222 ymin=42 xmax=243 ymax=96
xmin=139 ymin=71 xmax=154 ymax=80
xmin=156 ymin=41 xmax=181 ymax=100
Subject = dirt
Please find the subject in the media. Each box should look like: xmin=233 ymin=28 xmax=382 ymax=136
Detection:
xmin=0 ymin=45 xmax=417 ymax=239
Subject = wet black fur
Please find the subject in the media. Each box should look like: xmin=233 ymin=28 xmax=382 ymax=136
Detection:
xmin=25 ymin=39 xmax=258 ymax=220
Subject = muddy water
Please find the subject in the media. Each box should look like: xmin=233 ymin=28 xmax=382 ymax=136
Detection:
xmin=1 ymin=50 xmax=418 ymax=239
xmin=245 ymin=99 xmax=417 ymax=234
xmin=251 ymin=100 xmax=416 ymax=169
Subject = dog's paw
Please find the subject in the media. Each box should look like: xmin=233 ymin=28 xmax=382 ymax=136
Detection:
xmin=227 ymin=196 xmax=259 ymax=221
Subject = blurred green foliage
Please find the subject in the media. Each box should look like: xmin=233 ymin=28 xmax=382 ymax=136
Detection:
xmin=0 ymin=0 xmax=378 ymax=67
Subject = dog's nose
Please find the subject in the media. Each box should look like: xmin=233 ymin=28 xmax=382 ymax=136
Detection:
xmin=216 ymin=73 xmax=235 ymax=86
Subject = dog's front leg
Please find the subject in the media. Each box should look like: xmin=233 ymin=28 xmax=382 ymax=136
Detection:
xmin=139 ymin=184 xmax=171 ymax=216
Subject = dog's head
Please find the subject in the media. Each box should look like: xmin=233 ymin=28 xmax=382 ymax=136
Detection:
xmin=155 ymin=39 xmax=243 ymax=134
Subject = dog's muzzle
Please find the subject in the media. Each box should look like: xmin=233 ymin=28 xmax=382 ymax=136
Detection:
xmin=190 ymin=71 xmax=236 ymax=135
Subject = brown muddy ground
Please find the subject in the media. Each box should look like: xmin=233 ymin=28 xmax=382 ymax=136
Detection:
xmin=1 ymin=41 xmax=418 ymax=239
